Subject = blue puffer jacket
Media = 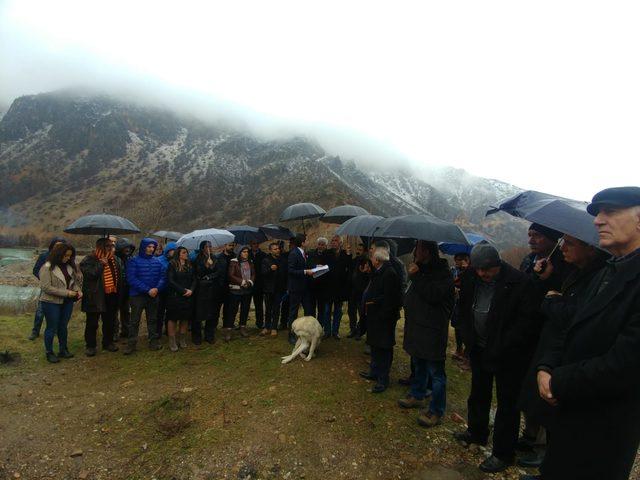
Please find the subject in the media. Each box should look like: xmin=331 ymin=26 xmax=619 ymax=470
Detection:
xmin=127 ymin=238 xmax=166 ymax=297
xmin=158 ymin=242 xmax=178 ymax=292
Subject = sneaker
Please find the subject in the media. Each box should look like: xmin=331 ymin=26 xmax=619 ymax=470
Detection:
xmin=417 ymin=411 xmax=442 ymax=428
xmin=479 ymin=455 xmax=513 ymax=473
xmin=123 ymin=344 xmax=136 ymax=355
xmin=85 ymin=348 xmax=97 ymax=357
xmin=103 ymin=344 xmax=119 ymax=352
xmin=46 ymin=352 xmax=59 ymax=363
xmin=58 ymin=349 xmax=74 ymax=359
xmin=397 ymin=395 xmax=425 ymax=409
xmin=453 ymin=430 xmax=487 ymax=447
xmin=28 ymin=332 xmax=39 ymax=341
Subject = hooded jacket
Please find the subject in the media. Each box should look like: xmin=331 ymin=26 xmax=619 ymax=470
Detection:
xmin=158 ymin=242 xmax=178 ymax=271
xmin=126 ymin=238 xmax=166 ymax=297
xmin=32 ymin=237 xmax=66 ymax=279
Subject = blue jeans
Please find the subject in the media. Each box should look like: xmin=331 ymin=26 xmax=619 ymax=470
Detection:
xmin=328 ymin=300 xmax=343 ymax=335
xmin=32 ymin=301 xmax=45 ymax=335
xmin=41 ymin=300 xmax=74 ymax=353
xmin=410 ymin=357 xmax=447 ymax=417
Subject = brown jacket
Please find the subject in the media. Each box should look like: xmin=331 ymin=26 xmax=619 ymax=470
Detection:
xmin=228 ymin=258 xmax=255 ymax=294
xmin=39 ymin=262 xmax=83 ymax=304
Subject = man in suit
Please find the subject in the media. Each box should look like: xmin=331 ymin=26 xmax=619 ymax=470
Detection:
xmin=287 ymin=234 xmax=315 ymax=344
xmin=531 ymin=187 xmax=640 ymax=480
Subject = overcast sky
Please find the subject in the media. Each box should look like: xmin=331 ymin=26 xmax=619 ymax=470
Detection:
xmin=1 ymin=0 xmax=638 ymax=201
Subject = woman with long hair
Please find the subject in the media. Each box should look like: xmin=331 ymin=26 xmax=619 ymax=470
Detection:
xmin=38 ymin=243 xmax=83 ymax=363
xmin=192 ymin=241 xmax=218 ymax=345
xmin=80 ymin=237 xmax=124 ymax=356
xmin=166 ymin=247 xmax=197 ymax=351
xmin=224 ymin=245 xmax=255 ymax=340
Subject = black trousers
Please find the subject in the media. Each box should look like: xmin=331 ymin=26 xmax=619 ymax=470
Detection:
xmin=467 ymin=348 xmax=526 ymax=460
xmin=115 ymin=290 xmax=130 ymax=339
xmin=264 ymin=291 xmax=282 ymax=330
xmin=128 ymin=295 xmax=159 ymax=343
xmin=84 ymin=293 xmax=119 ymax=349
xmin=225 ymin=294 xmax=251 ymax=327
xmin=251 ymin=286 xmax=264 ymax=328
xmin=192 ymin=283 xmax=216 ymax=344
xmin=287 ymin=290 xmax=314 ymax=328
xmin=279 ymin=294 xmax=290 ymax=329
xmin=156 ymin=291 xmax=167 ymax=337
xmin=370 ymin=346 xmax=393 ymax=386
xmin=348 ymin=292 xmax=363 ymax=334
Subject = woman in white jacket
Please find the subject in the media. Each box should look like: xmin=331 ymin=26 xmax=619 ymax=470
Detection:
xmin=38 ymin=243 xmax=83 ymax=363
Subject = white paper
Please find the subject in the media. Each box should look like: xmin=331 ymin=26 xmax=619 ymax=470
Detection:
xmin=311 ymin=265 xmax=330 ymax=278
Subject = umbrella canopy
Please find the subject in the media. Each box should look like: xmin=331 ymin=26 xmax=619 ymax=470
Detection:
xmin=64 ymin=214 xmax=140 ymax=236
xmin=321 ymin=205 xmax=370 ymax=224
xmin=226 ymin=225 xmax=268 ymax=245
xmin=371 ymin=214 xmax=470 ymax=245
xmin=176 ymin=228 xmax=235 ymax=250
xmin=439 ymin=233 xmax=489 ymax=256
xmin=152 ymin=230 xmax=183 ymax=241
xmin=279 ymin=203 xmax=326 ymax=222
xmin=259 ymin=224 xmax=296 ymax=241
xmin=335 ymin=215 xmax=384 ymax=237
xmin=487 ymin=190 xmax=598 ymax=246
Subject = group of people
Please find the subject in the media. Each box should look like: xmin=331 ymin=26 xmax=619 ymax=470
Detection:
xmin=29 ymin=186 xmax=640 ymax=479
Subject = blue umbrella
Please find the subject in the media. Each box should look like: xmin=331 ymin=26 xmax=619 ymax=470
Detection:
xmin=487 ymin=191 xmax=599 ymax=246
xmin=226 ymin=225 xmax=268 ymax=244
xmin=439 ymin=233 xmax=488 ymax=256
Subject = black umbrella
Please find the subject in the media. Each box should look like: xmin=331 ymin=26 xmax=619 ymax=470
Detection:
xmin=152 ymin=230 xmax=183 ymax=241
xmin=321 ymin=205 xmax=370 ymax=224
xmin=371 ymin=214 xmax=470 ymax=245
xmin=259 ymin=224 xmax=296 ymax=240
xmin=64 ymin=214 xmax=140 ymax=237
xmin=487 ymin=190 xmax=599 ymax=246
xmin=226 ymin=225 xmax=268 ymax=245
xmin=335 ymin=215 xmax=384 ymax=237
xmin=279 ymin=202 xmax=326 ymax=233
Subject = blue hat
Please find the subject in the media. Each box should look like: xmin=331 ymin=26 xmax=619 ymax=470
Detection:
xmin=587 ymin=187 xmax=640 ymax=215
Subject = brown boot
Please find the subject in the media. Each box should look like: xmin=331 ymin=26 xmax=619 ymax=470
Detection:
xmin=240 ymin=326 xmax=249 ymax=338
xmin=270 ymin=329 xmax=278 ymax=337
xmin=259 ymin=328 xmax=269 ymax=336
xmin=223 ymin=328 xmax=232 ymax=342
xmin=398 ymin=395 xmax=426 ymax=409
xmin=417 ymin=411 xmax=442 ymax=428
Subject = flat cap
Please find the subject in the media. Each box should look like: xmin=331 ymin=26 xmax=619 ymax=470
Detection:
xmin=470 ymin=244 xmax=501 ymax=269
xmin=587 ymin=186 xmax=640 ymax=215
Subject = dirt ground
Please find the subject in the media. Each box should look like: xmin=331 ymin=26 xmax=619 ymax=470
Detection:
xmin=0 ymin=312 xmax=636 ymax=480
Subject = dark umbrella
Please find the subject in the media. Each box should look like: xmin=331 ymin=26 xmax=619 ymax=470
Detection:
xmin=320 ymin=205 xmax=370 ymax=224
xmin=371 ymin=214 xmax=470 ymax=245
xmin=259 ymin=224 xmax=296 ymax=240
xmin=64 ymin=214 xmax=140 ymax=237
xmin=279 ymin=202 xmax=326 ymax=233
xmin=335 ymin=215 xmax=384 ymax=237
xmin=487 ymin=191 xmax=599 ymax=246
xmin=152 ymin=230 xmax=183 ymax=241
xmin=226 ymin=225 xmax=268 ymax=245
xmin=439 ymin=233 xmax=489 ymax=256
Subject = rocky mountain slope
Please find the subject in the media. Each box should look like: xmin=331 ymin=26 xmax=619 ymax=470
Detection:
xmin=0 ymin=91 xmax=526 ymax=248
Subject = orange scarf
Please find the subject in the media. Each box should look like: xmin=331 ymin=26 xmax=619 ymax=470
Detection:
xmin=96 ymin=247 xmax=118 ymax=295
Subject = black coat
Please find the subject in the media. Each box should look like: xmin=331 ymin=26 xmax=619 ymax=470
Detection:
xmin=165 ymin=263 xmax=197 ymax=321
xmin=458 ymin=261 xmax=537 ymax=371
xmin=350 ymin=255 xmax=371 ymax=297
xmin=212 ymin=252 xmax=235 ymax=291
xmin=327 ymin=249 xmax=352 ymax=302
xmin=261 ymin=254 xmax=287 ymax=294
xmin=194 ymin=255 xmax=219 ymax=300
xmin=79 ymin=255 xmax=125 ymax=313
xmin=403 ymin=258 xmax=455 ymax=361
xmin=250 ymin=248 xmax=267 ymax=289
xmin=308 ymin=249 xmax=331 ymax=301
xmin=538 ymin=251 xmax=640 ymax=480
xmin=519 ymin=255 xmax=607 ymax=427
xmin=287 ymin=248 xmax=310 ymax=294
xmin=364 ymin=262 xmax=402 ymax=349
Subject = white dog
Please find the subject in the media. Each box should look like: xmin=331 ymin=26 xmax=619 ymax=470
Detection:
xmin=281 ymin=316 xmax=324 ymax=364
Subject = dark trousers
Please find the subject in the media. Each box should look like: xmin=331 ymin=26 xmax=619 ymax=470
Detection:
xmin=288 ymin=290 xmax=314 ymax=328
xmin=370 ymin=346 xmax=393 ymax=386
xmin=192 ymin=284 xmax=217 ymax=343
xmin=251 ymin=287 xmax=264 ymax=328
xmin=116 ymin=291 xmax=130 ymax=339
xmin=454 ymin=328 xmax=464 ymax=351
xmin=156 ymin=291 xmax=167 ymax=338
xmin=225 ymin=294 xmax=251 ymax=327
xmin=128 ymin=295 xmax=159 ymax=344
xmin=42 ymin=299 xmax=74 ymax=354
xmin=84 ymin=293 xmax=118 ymax=349
xmin=32 ymin=301 xmax=44 ymax=335
xmin=264 ymin=291 xmax=282 ymax=330
xmin=410 ymin=357 xmax=447 ymax=417
xmin=467 ymin=348 xmax=525 ymax=460
xmin=347 ymin=293 xmax=362 ymax=334
xmin=279 ymin=293 xmax=289 ymax=329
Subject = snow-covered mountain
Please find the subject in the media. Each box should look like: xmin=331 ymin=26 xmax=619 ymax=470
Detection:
xmin=0 ymin=91 xmax=525 ymax=247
